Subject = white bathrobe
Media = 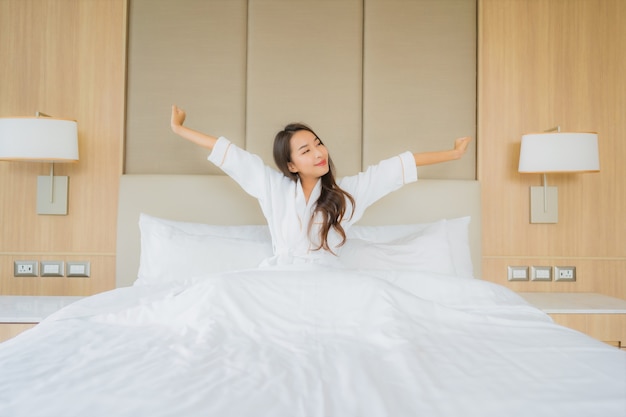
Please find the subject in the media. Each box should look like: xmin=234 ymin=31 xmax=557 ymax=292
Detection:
xmin=208 ymin=137 xmax=417 ymax=266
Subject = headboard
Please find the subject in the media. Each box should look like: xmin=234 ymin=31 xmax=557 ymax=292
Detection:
xmin=116 ymin=175 xmax=482 ymax=287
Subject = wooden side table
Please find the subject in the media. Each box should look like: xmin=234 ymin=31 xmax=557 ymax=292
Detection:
xmin=518 ymin=292 xmax=626 ymax=349
xmin=0 ymin=296 xmax=84 ymax=343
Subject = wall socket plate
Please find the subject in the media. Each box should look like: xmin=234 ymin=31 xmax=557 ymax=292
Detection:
xmin=41 ymin=261 xmax=65 ymax=277
xmin=66 ymin=261 xmax=90 ymax=277
xmin=14 ymin=260 xmax=39 ymax=277
xmin=507 ymin=266 xmax=529 ymax=281
xmin=531 ymin=266 xmax=552 ymax=281
xmin=555 ymin=266 xmax=576 ymax=282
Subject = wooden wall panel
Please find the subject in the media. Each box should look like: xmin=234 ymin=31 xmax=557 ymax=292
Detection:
xmin=478 ymin=0 xmax=626 ymax=299
xmin=0 ymin=0 xmax=126 ymax=295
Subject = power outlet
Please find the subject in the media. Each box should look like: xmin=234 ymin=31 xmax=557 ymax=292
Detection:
xmin=14 ymin=261 xmax=39 ymax=277
xmin=555 ymin=266 xmax=576 ymax=282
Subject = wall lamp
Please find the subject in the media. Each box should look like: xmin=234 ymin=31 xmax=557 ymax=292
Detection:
xmin=0 ymin=113 xmax=79 ymax=215
xmin=518 ymin=126 xmax=599 ymax=224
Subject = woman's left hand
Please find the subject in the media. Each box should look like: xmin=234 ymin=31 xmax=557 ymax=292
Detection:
xmin=454 ymin=136 xmax=472 ymax=155
xmin=454 ymin=136 xmax=472 ymax=152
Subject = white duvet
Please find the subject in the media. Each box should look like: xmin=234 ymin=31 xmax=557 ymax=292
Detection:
xmin=1 ymin=267 xmax=625 ymax=417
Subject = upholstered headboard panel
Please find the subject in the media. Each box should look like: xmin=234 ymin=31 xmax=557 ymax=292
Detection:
xmin=116 ymin=175 xmax=481 ymax=287
xmin=125 ymin=0 xmax=476 ymax=179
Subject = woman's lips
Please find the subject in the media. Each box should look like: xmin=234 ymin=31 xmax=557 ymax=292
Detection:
xmin=315 ymin=159 xmax=327 ymax=167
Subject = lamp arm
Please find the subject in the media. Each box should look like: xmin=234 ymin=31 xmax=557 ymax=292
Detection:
xmin=37 ymin=112 xmax=63 ymax=204
xmin=545 ymin=125 xmax=561 ymax=133
xmin=540 ymin=126 xmax=558 ymax=213
xmin=49 ymin=163 xmax=55 ymax=203
xmin=542 ymin=173 xmax=548 ymax=212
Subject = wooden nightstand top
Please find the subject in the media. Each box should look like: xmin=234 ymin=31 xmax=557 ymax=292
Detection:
xmin=518 ymin=292 xmax=626 ymax=314
xmin=0 ymin=296 xmax=84 ymax=323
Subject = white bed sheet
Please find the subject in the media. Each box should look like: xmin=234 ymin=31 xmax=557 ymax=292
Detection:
xmin=1 ymin=267 xmax=625 ymax=417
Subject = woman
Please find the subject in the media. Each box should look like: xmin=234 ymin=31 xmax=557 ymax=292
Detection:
xmin=170 ymin=105 xmax=471 ymax=267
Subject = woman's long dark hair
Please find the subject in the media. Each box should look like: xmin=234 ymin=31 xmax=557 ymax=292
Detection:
xmin=273 ymin=123 xmax=355 ymax=253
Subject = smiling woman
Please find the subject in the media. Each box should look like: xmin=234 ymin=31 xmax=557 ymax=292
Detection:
xmin=271 ymin=123 xmax=353 ymax=253
xmin=272 ymin=123 xmax=331 ymax=191
xmin=170 ymin=105 xmax=471 ymax=264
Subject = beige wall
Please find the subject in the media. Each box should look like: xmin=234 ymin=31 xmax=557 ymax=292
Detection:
xmin=126 ymin=0 xmax=477 ymax=179
xmin=478 ymin=0 xmax=626 ymax=300
xmin=0 ymin=0 xmax=127 ymax=295
xmin=363 ymin=0 xmax=476 ymax=178
xmin=2 ymin=0 xmax=624 ymax=301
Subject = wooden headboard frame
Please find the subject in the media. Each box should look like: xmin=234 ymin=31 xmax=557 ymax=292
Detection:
xmin=116 ymin=175 xmax=482 ymax=287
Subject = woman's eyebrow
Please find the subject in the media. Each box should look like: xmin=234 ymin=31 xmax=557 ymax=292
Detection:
xmin=296 ymin=137 xmax=320 ymax=151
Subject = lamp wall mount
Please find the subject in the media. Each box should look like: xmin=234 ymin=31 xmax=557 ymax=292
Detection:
xmin=37 ymin=174 xmax=69 ymax=215
xmin=530 ymin=185 xmax=558 ymax=223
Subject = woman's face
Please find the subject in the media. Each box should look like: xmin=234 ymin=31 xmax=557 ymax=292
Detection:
xmin=287 ymin=129 xmax=329 ymax=181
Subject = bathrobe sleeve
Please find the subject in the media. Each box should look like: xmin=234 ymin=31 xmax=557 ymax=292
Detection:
xmin=338 ymin=151 xmax=418 ymax=224
xmin=207 ymin=137 xmax=285 ymax=206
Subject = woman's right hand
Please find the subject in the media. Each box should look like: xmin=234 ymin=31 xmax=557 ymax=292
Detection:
xmin=169 ymin=105 xmax=218 ymax=150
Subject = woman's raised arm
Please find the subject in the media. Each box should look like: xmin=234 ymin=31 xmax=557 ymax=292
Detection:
xmin=412 ymin=136 xmax=472 ymax=166
xmin=170 ymin=105 xmax=219 ymax=150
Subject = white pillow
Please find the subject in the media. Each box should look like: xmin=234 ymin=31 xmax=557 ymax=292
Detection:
xmin=140 ymin=214 xmax=271 ymax=241
xmin=347 ymin=217 xmax=474 ymax=278
xmin=340 ymin=220 xmax=455 ymax=275
xmin=136 ymin=214 xmax=273 ymax=286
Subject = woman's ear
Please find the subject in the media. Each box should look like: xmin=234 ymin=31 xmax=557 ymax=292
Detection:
xmin=287 ymin=162 xmax=298 ymax=173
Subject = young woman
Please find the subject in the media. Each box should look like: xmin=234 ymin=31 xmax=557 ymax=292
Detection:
xmin=170 ymin=105 xmax=471 ymax=267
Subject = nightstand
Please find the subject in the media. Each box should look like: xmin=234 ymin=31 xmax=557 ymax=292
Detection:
xmin=518 ymin=292 xmax=626 ymax=349
xmin=0 ymin=296 xmax=84 ymax=343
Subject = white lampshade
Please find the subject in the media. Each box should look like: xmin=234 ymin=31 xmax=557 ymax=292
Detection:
xmin=0 ymin=117 xmax=79 ymax=162
xmin=518 ymin=132 xmax=599 ymax=173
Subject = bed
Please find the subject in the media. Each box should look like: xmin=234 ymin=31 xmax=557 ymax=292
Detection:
xmin=0 ymin=175 xmax=624 ymax=417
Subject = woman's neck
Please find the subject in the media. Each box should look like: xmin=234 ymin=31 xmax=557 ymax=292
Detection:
xmin=299 ymin=176 xmax=319 ymax=204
